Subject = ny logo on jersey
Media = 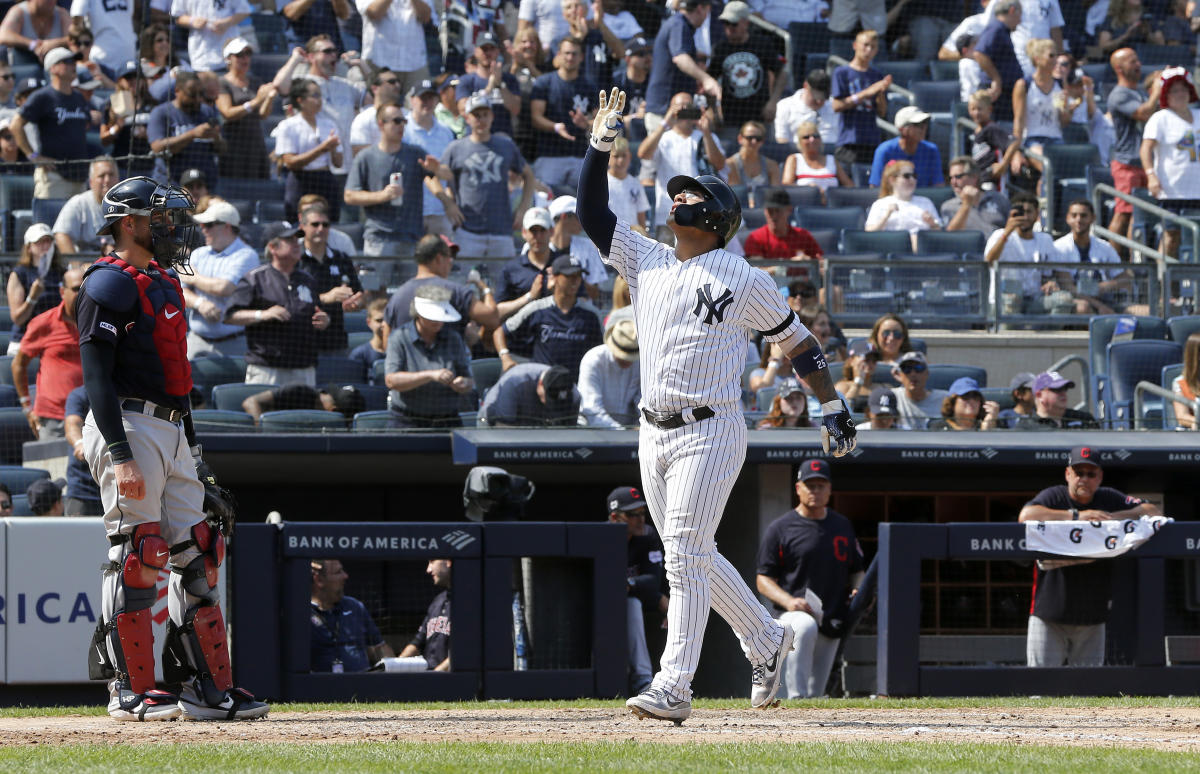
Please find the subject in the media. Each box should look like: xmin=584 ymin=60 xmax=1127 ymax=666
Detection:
xmin=692 ymin=283 xmax=734 ymax=324
xmin=572 ymin=93 xmax=591 ymax=114
xmin=463 ymin=150 xmax=504 ymax=184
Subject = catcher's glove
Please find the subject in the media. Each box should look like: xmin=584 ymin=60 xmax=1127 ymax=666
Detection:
xmin=193 ymin=445 xmax=237 ymax=537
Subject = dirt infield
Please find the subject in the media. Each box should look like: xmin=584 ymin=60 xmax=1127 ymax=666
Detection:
xmin=1 ymin=705 xmax=1198 ymax=749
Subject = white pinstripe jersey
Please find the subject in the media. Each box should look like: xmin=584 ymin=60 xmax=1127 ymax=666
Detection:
xmin=604 ymin=219 xmax=807 ymax=412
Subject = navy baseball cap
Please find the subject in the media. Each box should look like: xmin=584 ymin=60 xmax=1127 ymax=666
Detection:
xmin=797 ymin=459 xmax=831 ymax=482
xmin=476 ymin=32 xmax=500 ymax=49
xmin=117 ymin=59 xmax=139 ymax=79
xmin=868 ymin=385 xmax=896 ymax=416
xmin=1068 ymin=446 xmax=1102 ymax=468
xmin=407 ymin=78 xmax=438 ymax=99
xmin=627 ymin=36 xmax=651 ymax=54
xmin=27 ymin=477 xmax=64 ymax=514
xmin=540 ymin=365 xmax=574 ymax=406
xmin=1009 ymin=372 xmax=1036 ymax=390
xmin=606 ymin=486 xmax=646 ymax=513
xmin=551 ymin=254 xmax=583 ymax=275
xmin=15 ymin=76 xmax=41 ymax=97
xmin=262 ymin=221 xmax=302 ymax=243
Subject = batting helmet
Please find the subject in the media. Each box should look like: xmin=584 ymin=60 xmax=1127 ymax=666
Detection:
xmin=666 ymin=174 xmax=742 ymax=247
xmin=97 ymin=176 xmax=199 ymax=273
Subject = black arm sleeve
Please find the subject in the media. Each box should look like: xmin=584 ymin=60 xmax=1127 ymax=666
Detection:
xmin=576 ymin=145 xmax=617 ymax=256
xmin=80 ymin=340 xmax=132 ymax=463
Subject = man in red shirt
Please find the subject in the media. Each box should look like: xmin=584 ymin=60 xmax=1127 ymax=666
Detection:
xmin=742 ymin=187 xmax=823 ymax=279
xmin=14 ymin=267 xmax=83 ymax=439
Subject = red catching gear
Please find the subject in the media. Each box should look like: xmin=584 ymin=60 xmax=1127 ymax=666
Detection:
xmin=191 ymin=521 xmax=224 ymax=589
xmin=115 ymin=610 xmax=156 ymax=695
xmin=124 ymin=524 xmax=169 ymax=587
xmin=115 ymin=524 xmax=168 ymax=695
xmin=191 ymin=606 xmax=232 ymax=693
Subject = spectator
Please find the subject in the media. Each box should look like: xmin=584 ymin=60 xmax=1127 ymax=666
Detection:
xmin=601 ymin=0 xmax=642 ymax=38
xmin=273 ymin=37 xmax=367 ymax=168
xmin=241 ymin=383 xmax=366 ymax=423
xmin=529 ymin=36 xmax=596 ymax=192
xmin=1015 ymin=370 xmax=1099 ymax=429
xmin=1011 ymin=38 xmax=1070 ymax=185
xmin=345 ymin=100 xmax=453 ymax=257
xmin=277 ymin=78 xmax=345 ymax=223
xmin=782 ymin=121 xmax=852 ymax=204
xmin=0 ymin=62 xmax=15 ymax=111
xmin=0 ymin=0 xmax=70 ymax=68
xmin=349 ymin=67 xmax=402 ymax=156
xmin=358 ymin=0 xmax=434 ymax=97
xmin=605 ymin=485 xmax=666 ymax=695
xmin=800 ymin=306 xmax=846 ymax=362
xmin=148 ymin=71 xmax=224 ymax=188
xmin=436 ymin=74 xmax=467 ymax=138
xmin=1172 ymin=332 xmax=1200 ymax=429
xmin=172 ymin=0 xmax=251 ymax=73
xmin=481 ymin=361 xmax=580 ymax=426
xmin=579 ymin=317 xmax=640 ymax=427
xmin=0 ymin=484 xmax=11 ymax=515
xmin=66 ymin=18 xmax=115 ymax=89
xmin=180 ymin=168 xmax=213 ymax=215
xmin=708 ymin=1 xmax=786 ymax=127
xmin=383 ymin=285 xmax=474 ymax=428
xmin=498 ymin=207 xmax=554 ymax=312
xmin=866 ymin=160 xmax=942 ymax=252
xmin=1141 ymin=67 xmax=1200 ymax=259
xmin=396 ymin=558 xmax=452 ymax=671
xmin=775 ymin=70 xmax=837 ymax=147
xmin=508 ymin=27 xmax=545 ymax=156
xmin=0 ymin=116 xmax=24 ymax=168
xmin=1107 ymin=48 xmax=1160 ymax=252
xmin=725 ymin=121 xmax=780 ymax=189
xmin=1097 ymin=0 xmax=1164 ymax=55
xmin=214 ymin=38 xmax=275 ymax=180
xmin=984 ymin=191 xmax=1062 ymax=315
xmin=298 ymin=192 xmax=358 ymax=255
xmin=1017 ymin=447 xmax=1161 ymax=666
xmin=637 ymin=91 xmax=725 ymax=244
xmin=98 ymin=60 xmax=155 ymax=177
xmin=442 ymin=94 xmax=536 ymax=258
xmin=613 ymin=34 xmax=651 ymax=123
xmin=868 ymin=312 xmax=912 ymax=366
xmin=1055 ymin=53 xmax=1099 ymax=140
xmin=860 ymin=385 xmax=898 ymax=430
xmin=928 ymin=376 xmax=1000 ymax=431
xmin=742 ymin=186 xmax=823 ymax=274
xmin=828 ymin=0 xmax=886 ymax=42
xmin=755 ymin=459 xmax=864 ymax=698
xmin=890 ymin=351 xmax=947 ymax=430
xmin=10 ymin=47 xmax=91 ymax=199
xmin=607 ymin=136 xmax=650 ymax=234
xmin=387 ymin=234 xmax=499 ymax=337
xmin=299 ymin=202 xmax=365 ymax=355
xmin=181 ymin=200 xmax=259 ymax=358
xmin=998 ymin=371 xmax=1036 ymax=427
xmin=518 ymin=0 xmax=571 ymax=52
xmin=495 ymin=254 xmax=603 ymax=381
xmin=756 ymin=377 xmax=812 ymax=429
xmin=138 ymin=24 xmax=172 ymax=85
xmin=397 ymin=81 xmax=461 ymax=240
xmin=350 ymin=297 xmax=389 ymax=380
xmin=1054 ymin=199 xmax=1131 ymax=315
xmin=965 ymin=90 xmax=1018 ymax=190
xmin=956 ymin=32 xmax=985 ymax=105
xmin=7 ymin=223 xmax=63 ymax=355
xmin=53 ymin=156 xmax=118 ymax=256
xmin=830 ymin=29 xmax=890 ymax=168
xmin=455 ymin=32 xmax=523 ymax=141
xmin=13 ymin=266 xmax=82 ymax=439
xmin=547 ymin=195 xmax=607 ymax=300
xmin=644 ymin=0 xmax=720 ymax=132
xmin=309 ymin=558 xmax=395 ymax=672
xmin=62 ymin=385 xmax=101 ymax=516
xmin=942 ymin=156 xmax=1009 ymax=235
xmin=990 ymin=0 xmax=1065 ymax=77
xmin=562 ymin=0 xmax=625 ymax=97
xmin=749 ymin=338 xmax=793 ymax=393
xmin=869 ymin=107 xmax=943 ymax=188
xmin=225 ymin=221 xmax=332 ymax=386
xmin=1162 ymin=0 xmax=1196 ymax=48
xmin=973 ymin=0 xmax=1022 ymax=121
xmin=834 ymin=340 xmax=880 ymax=413
xmin=27 ymin=478 xmax=64 ymax=516
xmin=284 ymin=0 xmax=352 ymax=53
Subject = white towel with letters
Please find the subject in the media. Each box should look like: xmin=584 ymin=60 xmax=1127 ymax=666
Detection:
xmin=1024 ymin=515 xmax=1172 ymax=559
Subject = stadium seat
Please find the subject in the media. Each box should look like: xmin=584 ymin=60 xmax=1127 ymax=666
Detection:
xmin=338 ymin=222 xmax=365 ymax=254
xmin=355 ymin=384 xmax=389 ymax=411
xmin=0 ymin=408 xmax=34 ymax=465
xmin=212 ymin=382 xmax=277 ymax=412
xmin=347 ymin=331 xmax=373 ymax=350
xmin=876 ymin=61 xmax=926 ymax=89
xmin=257 ymin=200 xmax=287 ymax=223
xmin=190 ymin=355 xmax=247 ymax=400
xmin=979 ymin=387 xmax=1016 ymax=411
xmin=316 ymin=355 xmax=367 ymax=384
xmin=0 ymin=464 xmax=48 ymax=492
xmin=470 ymin=358 xmax=503 ymax=396
xmin=0 ymin=384 xmax=17 ymax=408
xmin=761 ymin=141 xmax=793 ymax=164
xmin=0 ymin=307 xmax=11 ymax=331
xmin=10 ymin=494 xmax=30 ymax=516
xmin=917 ymin=230 xmax=986 ymax=255
xmin=1088 ymin=315 xmax=1169 ymax=410
xmin=259 ymin=410 xmax=348 ymax=432
xmin=251 ymin=12 xmax=290 ymax=53
xmin=1042 ymin=144 xmax=1100 ymax=229
xmin=0 ymin=355 xmax=37 ymax=386
xmin=826 ymin=187 xmax=880 ymax=210
xmin=911 ymin=81 xmax=960 ymax=114
xmin=807 ymin=229 xmax=838 ymax=255
xmin=788 ymin=22 xmax=830 ymax=86
xmin=1088 ymin=164 xmax=1116 ymax=218
xmin=1168 ymin=316 xmax=1200 ymax=345
xmin=741 ymin=209 xmax=766 ymax=232
xmin=216 ymin=177 xmax=285 ymax=204
xmin=1161 ymin=363 xmax=1186 ymax=429
xmin=795 ymin=206 xmax=864 ymax=233
xmin=249 ymin=52 xmax=290 ymax=83
xmin=1102 ymin=339 xmax=1182 ymax=429
xmin=1134 ymin=43 xmax=1186 ymax=70
xmin=352 ymin=410 xmax=393 ymax=431
xmin=929 ymin=60 xmax=961 ymax=81
xmin=343 ymin=310 xmax=369 ymax=333
xmin=782 ymin=185 xmax=822 ymax=208
xmin=225 ymin=199 xmax=255 ymax=224
xmin=32 ymin=198 xmax=67 ymax=227
xmin=927 ymin=364 xmax=988 ymax=391
xmin=842 ymin=230 xmax=912 ymax=254
xmin=756 ymin=386 xmax=778 ymax=411
xmin=730 ymin=184 xmax=751 ymax=209
xmin=190 ymin=409 xmax=257 ymax=434
xmin=914 ymin=187 xmax=955 ymax=210
xmin=850 ymin=163 xmax=872 ymax=187
xmin=371 ymin=358 xmax=386 ymax=385
xmin=238 ymin=223 xmax=264 ymax=249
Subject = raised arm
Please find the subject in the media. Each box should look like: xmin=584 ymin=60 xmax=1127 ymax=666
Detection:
xmin=576 ymin=88 xmax=625 ymax=256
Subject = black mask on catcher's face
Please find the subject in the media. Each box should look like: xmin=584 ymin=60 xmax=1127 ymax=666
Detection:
xmin=149 ymin=191 xmax=199 ymax=274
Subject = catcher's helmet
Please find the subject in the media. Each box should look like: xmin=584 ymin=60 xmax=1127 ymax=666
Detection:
xmin=96 ymin=176 xmax=198 ymax=273
xmin=666 ymin=174 xmax=742 ymax=248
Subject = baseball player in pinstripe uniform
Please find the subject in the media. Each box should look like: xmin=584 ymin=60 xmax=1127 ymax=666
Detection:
xmin=577 ymin=88 xmax=858 ymax=725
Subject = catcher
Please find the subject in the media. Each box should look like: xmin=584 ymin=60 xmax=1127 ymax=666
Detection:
xmin=77 ymin=176 xmax=268 ymax=722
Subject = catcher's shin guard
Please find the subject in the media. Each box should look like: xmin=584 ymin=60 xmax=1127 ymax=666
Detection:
xmin=165 ymin=521 xmax=232 ymax=700
xmin=100 ymin=524 xmax=168 ymax=695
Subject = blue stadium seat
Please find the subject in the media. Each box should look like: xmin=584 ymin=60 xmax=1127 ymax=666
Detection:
xmin=252 ymin=12 xmax=291 ymax=53
xmin=189 ymin=355 xmax=247 ymax=401
xmin=212 ymin=382 xmax=277 ymax=412
xmin=1161 ymin=363 xmax=1186 ymax=429
xmin=911 ymin=81 xmax=960 ymax=114
xmin=806 ymin=229 xmax=838 ymax=255
xmin=371 ymin=358 xmax=386 ymax=385
xmin=343 ymin=310 xmax=369 ymax=333
xmin=249 ymin=52 xmax=289 ymax=83
xmin=979 ymin=387 xmax=1016 ymax=411
xmin=927 ymin=364 xmax=988 ymax=391
xmin=929 ymin=60 xmax=961 ymax=81
xmin=347 ymin=330 xmax=373 ymax=350
xmin=847 ymin=336 xmax=928 ymax=355
xmin=352 ymin=410 xmax=393 ymax=431
xmin=0 ymin=384 xmax=16 ymax=408
xmin=826 ymin=187 xmax=880 ymax=210
xmin=0 ymin=355 xmax=37 ymax=386
xmin=257 ymin=200 xmax=287 ymax=223
xmin=0 ymin=307 xmax=11 ymax=331
xmin=1088 ymin=164 xmax=1116 ymax=219
xmin=0 ymin=408 xmax=34 ymax=464
xmin=1088 ymin=315 xmax=1168 ymax=411
xmin=469 ymin=358 xmax=502 ymax=396
xmin=842 ymin=229 xmax=912 ymax=254
xmin=1102 ymin=339 xmax=1182 ymax=429
xmin=917 ymin=230 xmax=986 ymax=255
xmin=0 ymin=464 xmax=49 ymax=492
xmin=355 ymin=384 xmax=389 ymax=411
xmin=782 ymin=185 xmax=823 ymax=208
xmin=190 ymin=409 xmax=256 ymax=434
xmin=1168 ymin=315 xmax=1200 ymax=345
xmin=876 ymin=61 xmax=926 ymax=89
xmin=317 ymin=355 xmax=367 ymax=384
xmin=914 ymin=187 xmax=955 ymax=210
xmin=756 ymin=386 xmax=778 ymax=411
xmin=795 ymin=206 xmax=864 ymax=233
xmin=216 ymin=177 xmax=285 ymax=204
xmin=336 ymin=222 xmax=364 ymax=254
xmin=10 ymin=494 xmax=30 ymax=516
xmin=850 ymin=163 xmax=872 ymax=187
xmin=741 ymin=209 xmax=766 ymax=232
xmin=225 ymin=199 xmax=255 ymax=224
xmin=259 ymin=410 xmax=348 ymax=432
xmin=32 ymin=198 xmax=67 ymax=227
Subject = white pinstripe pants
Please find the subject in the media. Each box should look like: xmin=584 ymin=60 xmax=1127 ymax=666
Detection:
xmin=638 ymin=411 xmax=785 ymax=701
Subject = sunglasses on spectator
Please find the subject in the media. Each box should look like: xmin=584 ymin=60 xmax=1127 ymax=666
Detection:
xmin=798 ymin=288 xmax=816 ymax=298
xmin=63 ymin=284 xmax=82 ymax=291
xmin=899 ymin=362 xmax=927 ymax=374
xmin=0 ymin=500 xmax=10 ymax=509
xmin=379 ymin=78 xmax=400 ymax=85
xmin=316 ymin=47 xmax=338 ymax=55
xmin=879 ymin=329 xmax=904 ymax=339
xmin=896 ymin=172 xmax=917 ymax=179
xmin=800 ymin=134 xmax=819 ymax=140
xmin=0 ymin=73 xmax=14 ymax=80
xmin=383 ymin=116 xmax=406 ymax=125
xmin=307 ymin=221 xmax=331 ymax=229
xmin=949 ymin=172 xmax=971 ymax=181
xmin=741 ymin=135 xmax=764 ymax=142
xmin=76 ymin=39 xmax=94 ymax=46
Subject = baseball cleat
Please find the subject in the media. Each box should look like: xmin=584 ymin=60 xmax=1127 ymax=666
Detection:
xmin=107 ymin=681 xmax=183 ymax=721
xmin=179 ymin=679 xmax=270 ymax=721
xmin=750 ymin=623 xmax=795 ymax=709
xmin=626 ymin=687 xmax=692 ymax=726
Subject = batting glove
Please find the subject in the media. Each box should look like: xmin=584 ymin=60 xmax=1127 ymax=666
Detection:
xmin=820 ymin=400 xmax=857 ymax=458
xmin=590 ymin=87 xmax=626 ymax=152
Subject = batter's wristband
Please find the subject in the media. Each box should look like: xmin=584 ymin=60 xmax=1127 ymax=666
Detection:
xmin=790 ymin=347 xmax=828 ymax=378
xmin=108 ymin=441 xmax=134 ymax=465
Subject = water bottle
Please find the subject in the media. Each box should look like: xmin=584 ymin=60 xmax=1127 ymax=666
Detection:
xmin=389 ymin=172 xmax=403 ymax=207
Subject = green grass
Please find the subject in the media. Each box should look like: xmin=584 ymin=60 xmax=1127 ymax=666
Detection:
xmin=0 ymin=741 xmax=1196 ymax=773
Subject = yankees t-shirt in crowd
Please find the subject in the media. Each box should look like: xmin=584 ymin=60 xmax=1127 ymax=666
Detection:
xmin=501 ymin=296 xmax=604 ymax=379
xmin=63 ymin=386 xmax=101 ymax=506
xmin=707 ymin=30 xmax=784 ymax=126
xmin=612 ymin=72 xmax=648 ymax=119
xmin=1026 ymin=485 xmax=1147 ymax=625
xmin=442 ymin=133 xmax=528 ymax=236
xmin=645 ymin=11 xmax=700 ymax=115
xmin=608 ymin=173 xmax=650 ymax=226
xmin=147 ymin=100 xmax=222 ymax=186
xmin=70 ymin=0 xmax=136 ymax=70
xmin=529 ymin=70 xmax=596 ymax=158
xmin=456 ymin=71 xmax=523 ymax=137
xmin=345 ymin=143 xmax=429 ymax=245
xmin=577 ymin=28 xmax=616 ymax=90
xmin=310 ymin=596 xmax=384 ymax=672
xmin=830 ymin=64 xmax=885 ymax=147
xmin=385 ymin=276 xmax=476 ymax=333
xmin=410 ymin=589 xmax=451 ymax=670
xmin=756 ymin=509 xmax=864 ymax=620
xmin=19 ymin=86 xmax=91 ymax=181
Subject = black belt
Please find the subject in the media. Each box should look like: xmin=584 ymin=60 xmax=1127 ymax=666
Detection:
xmin=199 ymin=331 xmax=244 ymax=343
xmin=641 ymin=406 xmax=715 ymax=430
xmin=121 ymin=399 xmax=185 ymax=424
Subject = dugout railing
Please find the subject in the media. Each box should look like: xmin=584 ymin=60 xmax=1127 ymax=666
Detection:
xmin=875 ymin=521 xmax=1200 ymax=697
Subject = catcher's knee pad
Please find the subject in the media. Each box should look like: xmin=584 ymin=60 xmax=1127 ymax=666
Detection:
xmin=163 ymin=602 xmax=233 ymax=702
xmin=172 ymin=520 xmax=225 ymax=601
xmin=93 ymin=524 xmax=168 ymax=694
